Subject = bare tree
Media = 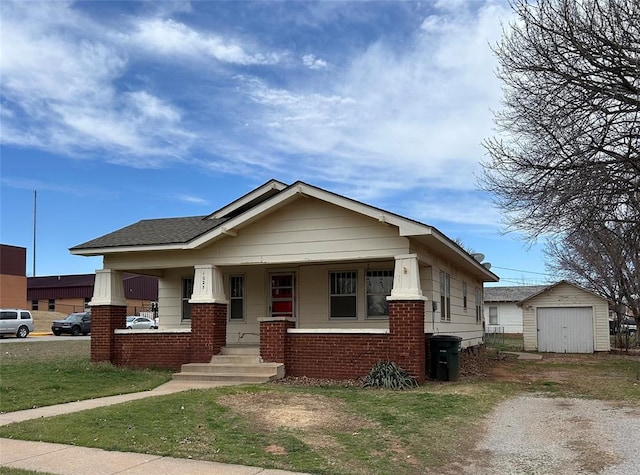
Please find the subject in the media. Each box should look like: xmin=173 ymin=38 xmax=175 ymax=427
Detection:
xmin=481 ymin=0 xmax=639 ymax=235
xmin=481 ymin=0 xmax=640 ymax=337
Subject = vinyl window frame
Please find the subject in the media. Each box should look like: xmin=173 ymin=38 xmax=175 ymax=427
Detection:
xmin=365 ymin=269 xmax=393 ymax=319
xmin=229 ymin=274 xmax=245 ymax=322
xmin=329 ymin=270 xmax=358 ymax=320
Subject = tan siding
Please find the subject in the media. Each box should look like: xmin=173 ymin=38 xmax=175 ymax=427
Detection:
xmin=522 ymin=283 xmax=609 ymax=352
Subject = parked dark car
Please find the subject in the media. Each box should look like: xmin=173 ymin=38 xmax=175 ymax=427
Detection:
xmin=52 ymin=312 xmax=91 ymax=336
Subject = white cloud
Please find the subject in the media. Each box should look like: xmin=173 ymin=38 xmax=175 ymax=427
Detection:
xmin=173 ymin=193 xmax=209 ymax=205
xmin=130 ymin=18 xmax=281 ymax=65
xmin=302 ymin=54 xmax=329 ymax=70
xmin=0 ymin=1 xmax=193 ymax=162
xmin=236 ymin=2 xmax=512 ymax=198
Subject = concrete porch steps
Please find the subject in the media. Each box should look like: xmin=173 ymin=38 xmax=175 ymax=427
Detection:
xmin=172 ymin=345 xmax=284 ymax=384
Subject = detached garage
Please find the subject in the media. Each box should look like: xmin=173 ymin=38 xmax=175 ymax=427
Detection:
xmin=520 ymin=281 xmax=610 ymax=353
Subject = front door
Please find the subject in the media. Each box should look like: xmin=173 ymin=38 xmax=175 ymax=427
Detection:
xmin=270 ymin=273 xmax=295 ymax=319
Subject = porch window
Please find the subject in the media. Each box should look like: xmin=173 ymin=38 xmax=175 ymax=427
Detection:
xmin=229 ymin=275 xmax=244 ymax=321
xmin=330 ymin=271 xmax=357 ymax=319
xmin=475 ymin=287 xmax=483 ymax=323
xmin=366 ymin=270 xmax=393 ymax=318
xmin=440 ymin=271 xmax=451 ymax=321
xmin=489 ymin=306 xmax=498 ymax=325
xmin=182 ymin=277 xmax=193 ymax=320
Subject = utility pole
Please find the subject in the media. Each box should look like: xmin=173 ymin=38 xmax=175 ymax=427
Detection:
xmin=33 ymin=190 xmax=37 ymax=277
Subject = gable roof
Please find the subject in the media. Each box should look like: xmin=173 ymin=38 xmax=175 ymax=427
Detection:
xmin=70 ymin=216 xmax=228 ymax=251
xmin=484 ymin=285 xmax=549 ymax=303
xmin=70 ymin=180 xmax=499 ymax=282
xmin=517 ymin=280 xmax=608 ymax=305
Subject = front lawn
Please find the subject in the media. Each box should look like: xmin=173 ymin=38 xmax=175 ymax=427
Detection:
xmin=0 ymin=340 xmax=172 ymax=412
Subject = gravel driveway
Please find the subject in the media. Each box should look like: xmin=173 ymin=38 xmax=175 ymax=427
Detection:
xmin=443 ymin=395 xmax=640 ymax=475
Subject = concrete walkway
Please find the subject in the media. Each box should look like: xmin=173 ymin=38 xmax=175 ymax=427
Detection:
xmin=0 ymin=381 xmax=310 ymax=475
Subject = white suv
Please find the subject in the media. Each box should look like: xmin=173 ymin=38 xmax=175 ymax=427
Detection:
xmin=0 ymin=309 xmax=35 ymax=338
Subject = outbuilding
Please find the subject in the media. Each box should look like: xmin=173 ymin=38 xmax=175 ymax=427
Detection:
xmin=520 ymin=281 xmax=610 ymax=353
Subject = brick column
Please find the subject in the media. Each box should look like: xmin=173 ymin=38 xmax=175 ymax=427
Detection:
xmin=389 ymin=300 xmax=426 ymax=382
xmin=259 ymin=318 xmax=296 ymax=364
xmin=91 ymin=305 xmax=126 ymax=363
xmin=190 ymin=303 xmax=227 ymax=363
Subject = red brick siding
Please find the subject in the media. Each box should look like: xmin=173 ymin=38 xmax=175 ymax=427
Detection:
xmin=389 ymin=300 xmax=426 ymax=382
xmin=0 ymin=274 xmax=27 ymax=308
xmin=114 ymin=333 xmax=191 ymax=370
xmin=91 ymin=305 xmax=126 ymax=363
xmin=190 ymin=303 xmax=227 ymax=363
xmin=260 ymin=320 xmax=296 ymax=363
xmin=285 ymin=333 xmax=391 ymax=379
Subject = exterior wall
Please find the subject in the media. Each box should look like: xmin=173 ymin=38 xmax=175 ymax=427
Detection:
xmin=414 ymin=242 xmax=485 ymax=348
xmin=103 ymin=197 xmax=410 ymax=272
xmin=286 ymin=333 xmax=391 ymax=379
xmin=484 ymin=302 xmax=523 ymax=333
xmin=91 ymin=305 xmax=126 ymax=362
xmin=0 ymin=274 xmax=27 ymax=308
xmin=114 ymin=332 xmax=191 ymax=370
xmin=522 ymin=283 xmax=610 ymax=352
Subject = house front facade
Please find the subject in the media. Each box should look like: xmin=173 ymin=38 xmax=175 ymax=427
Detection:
xmin=71 ymin=180 xmax=498 ymax=381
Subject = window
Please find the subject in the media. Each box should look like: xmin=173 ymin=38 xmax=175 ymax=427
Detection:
xmin=182 ymin=277 xmax=194 ymax=320
xmin=366 ymin=270 xmax=393 ymax=318
xmin=330 ymin=271 xmax=357 ymax=319
xmin=48 ymin=299 xmax=55 ymax=311
xmin=84 ymin=297 xmax=91 ymax=309
xmin=489 ymin=306 xmax=498 ymax=325
xmin=229 ymin=275 xmax=244 ymax=321
xmin=475 ymin=288 xmax=483 ymax=323
xmin=440 ymin=271 xmax=451 ymax=321
xmin=31 ymin=300 xmax=38 ymax=311
xmin=0 ymin=311 xmax=17 ymax=320
xmin=463 ymin=281 xmax=468 ymax=311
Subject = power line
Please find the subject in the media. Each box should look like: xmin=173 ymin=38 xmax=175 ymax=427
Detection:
xmin=491 ymin=265 xmax=553 ymax=276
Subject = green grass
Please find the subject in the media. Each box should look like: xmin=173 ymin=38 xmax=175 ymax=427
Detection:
xmin=0 ymin=383 xmax=515 ymax=475
xmin=0 ymin=468 xmax=53 ymax=475
xmin=0 ymin=341 xmax=172 ymax=412
xmin=1 ymin=342 xmax=638 ymax=475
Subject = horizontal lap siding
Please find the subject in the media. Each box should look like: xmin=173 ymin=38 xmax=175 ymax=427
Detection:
xmin=286 ymin=334 xmax=391 ymax=380
xmin=522 ymin=283 xmax=610 ymax=352
xmin=114 ymin=333 xmax=191 ymax=370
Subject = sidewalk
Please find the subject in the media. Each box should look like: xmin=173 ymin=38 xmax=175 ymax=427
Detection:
xmin=0 ymin=381 xmax=310 ymax=475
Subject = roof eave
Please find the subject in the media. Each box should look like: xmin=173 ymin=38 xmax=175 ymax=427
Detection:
xmin=70 ymin=243 xmax=185 ymax=256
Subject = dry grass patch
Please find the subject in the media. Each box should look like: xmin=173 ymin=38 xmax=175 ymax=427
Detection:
xmin=30 ymin=311 xmax=66 ymax=333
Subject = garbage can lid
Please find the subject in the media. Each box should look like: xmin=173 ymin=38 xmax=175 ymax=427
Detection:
xmin=429 ymin=334 xmax=462 ymax=341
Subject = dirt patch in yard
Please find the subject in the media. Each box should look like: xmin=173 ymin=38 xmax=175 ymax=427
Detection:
xmin=219 ymin=391 xmax=377 ymax=452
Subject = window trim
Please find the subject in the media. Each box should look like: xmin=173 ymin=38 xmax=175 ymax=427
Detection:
xmin=440 ymin=270 xmax=451 ymax=321
xmin=475 ymin=287 xmax=483 ymax=323
xmin=181 ymin=276 xmax=194 ymax=321
xmin=329 ymin=270 xmax=358 ymax=320
xmin=365 ymin=269 xmax=393 ymax=319
xmin=229 ymin=274 xmax=245 ymax=322
xmin=488 ymin=305 xmax=498 ymax=325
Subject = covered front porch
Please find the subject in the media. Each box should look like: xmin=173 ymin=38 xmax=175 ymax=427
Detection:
xmin=89 ymin=254 xmax=431 ymax=381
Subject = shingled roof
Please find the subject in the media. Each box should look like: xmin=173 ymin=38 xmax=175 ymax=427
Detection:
xmin=484 ymin=285 xmax=549 ymax=303
xmin=70 ymin=216 xmax=228 ymax=250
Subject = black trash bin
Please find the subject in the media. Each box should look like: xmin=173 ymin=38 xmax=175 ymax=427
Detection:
xmin=429 ymin=335 xmax=462 ymax=381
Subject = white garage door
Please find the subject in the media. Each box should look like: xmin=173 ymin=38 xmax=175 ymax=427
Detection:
xmin=537 ymin=307 xmax=594 ymax=353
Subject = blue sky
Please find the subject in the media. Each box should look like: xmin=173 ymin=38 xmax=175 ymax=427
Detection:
xmin=1 ymin=0 xmax=554 ymax=286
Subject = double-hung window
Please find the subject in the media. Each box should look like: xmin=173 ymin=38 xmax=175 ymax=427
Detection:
xmin=366 ymin=270 xmax=393 ymax=318
xmin=330 ymin=271 xmax=357 ymax=319
xmin=229 ymin=275 xmax=245 ymax=321
xmin=463 ymin=281 xmax=468 ymax=311
xmin=440 ymin=271 xmax=451 ymax=321
xmin=182 ymin=277 xmax=194 ymax=320
xmin=475 ymin=287 xmax=483 ymax=323
xmin=489 ymin=306 xmax=498 ymax=325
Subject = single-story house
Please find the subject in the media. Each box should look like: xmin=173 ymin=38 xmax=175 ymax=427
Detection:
xmin=484 ymin=285 xmax=547 ymax=334
xmin=70 ymin=180 xmax=499 ymax=381
xmin=520 ymin=281 xmax=610 ymax=353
